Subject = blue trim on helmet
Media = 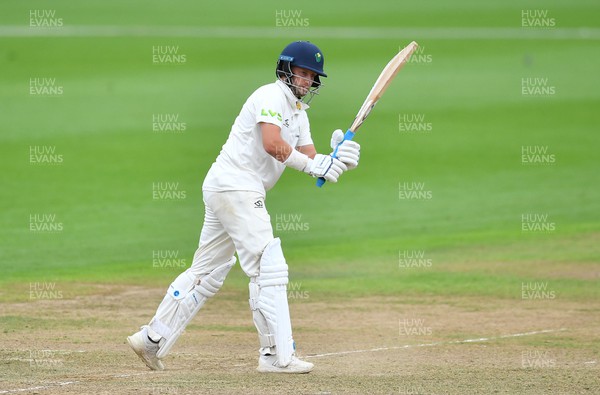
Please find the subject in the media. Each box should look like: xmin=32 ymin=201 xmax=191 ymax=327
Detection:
xmin=279 ymin=55 xmax=294 ymax=62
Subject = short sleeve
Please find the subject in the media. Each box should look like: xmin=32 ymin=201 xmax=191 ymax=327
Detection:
xmin=255 ymin=90 xmax=284 ymax=128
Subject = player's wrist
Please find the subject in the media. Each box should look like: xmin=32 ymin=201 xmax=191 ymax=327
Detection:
xmin=283 ymin=149 xmax=311 ymax=173
xmin=303 ymin=158 xmax=314 ymax=175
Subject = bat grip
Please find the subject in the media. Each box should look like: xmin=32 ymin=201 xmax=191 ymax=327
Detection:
xmin=316 ymin=129 xmax=356 ymax=188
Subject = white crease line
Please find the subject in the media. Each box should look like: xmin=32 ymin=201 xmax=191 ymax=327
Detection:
xmin=112 ymin=372 xmax=156 ymax=378
xmin=2 ymin=350 xmax=86 ymax=363
xmin=3 ymin=349 xmax=86 ymax=354
xmin=0 ymin=26 xmax=599 ymax=40
xmin=23 ymin=349 xmax=86 ymax=354
xmin=305 ymin=328 xmax=567 ymax=358
xmin=0 ymin=371 xmax=154 ymax=394
xmin=0 ymin=329 xmax=568 ymax=393
xmin=0 ymin=382 xmax=79 ymax=394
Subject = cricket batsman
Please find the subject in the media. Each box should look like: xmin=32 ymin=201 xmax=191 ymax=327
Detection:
xmin=128 ymin=41 xmax=360 ymax=374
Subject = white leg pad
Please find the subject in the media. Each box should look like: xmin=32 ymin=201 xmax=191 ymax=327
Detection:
xmin=249 ymin=238 xmax=295 ymax=367
xmin=150 ymin=257 xmax=236 ymax=359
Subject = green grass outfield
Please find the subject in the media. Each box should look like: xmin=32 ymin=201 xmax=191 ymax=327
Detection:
xmin=0 ymin=0 xmax=599 ymax=302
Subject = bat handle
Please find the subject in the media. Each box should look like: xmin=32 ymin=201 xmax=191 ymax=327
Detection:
xmin=316 ymin=129 xmax=356 ymax=188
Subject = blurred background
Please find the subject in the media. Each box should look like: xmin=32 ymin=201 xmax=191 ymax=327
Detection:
xmin=1 ymin=0 xmax=598 ymax=299
xmin=1 ymin=2 xmax=599 ymax=393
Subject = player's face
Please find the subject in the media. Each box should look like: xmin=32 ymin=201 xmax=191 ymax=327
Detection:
xmin=291 ymin=66 xmax=317 ymax=97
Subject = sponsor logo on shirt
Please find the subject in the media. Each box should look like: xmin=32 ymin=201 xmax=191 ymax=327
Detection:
xmin=261 ymin=108 xmax=282 ymax=122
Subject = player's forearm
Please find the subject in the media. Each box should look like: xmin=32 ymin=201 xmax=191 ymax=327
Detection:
xmin=264 ymin=139 xmax=294 ymax=163
xmin=260 ymin=122 xmax=331 ymax=178
xmin=261 ymin=122 xmax=295 ymax=163
xmin=269 ymin=142 xmax=313 ymax=175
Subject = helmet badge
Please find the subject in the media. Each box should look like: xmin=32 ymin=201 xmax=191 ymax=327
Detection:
xmin=315 ymin=52 xmax=322 ymax=63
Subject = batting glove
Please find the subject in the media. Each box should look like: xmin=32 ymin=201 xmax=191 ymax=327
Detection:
xmin=305 ymin=154 xmax=347 ymax=183
xmin=330 ymin=129 xmax=360 ymax=170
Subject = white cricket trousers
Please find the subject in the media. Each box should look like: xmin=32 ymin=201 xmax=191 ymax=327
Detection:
xmin=190 ymin=190 xmax=274 ymax=278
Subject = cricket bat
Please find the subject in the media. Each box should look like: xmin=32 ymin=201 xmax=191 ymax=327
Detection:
xmin=316 ymin=41 xmax=419 ymax=187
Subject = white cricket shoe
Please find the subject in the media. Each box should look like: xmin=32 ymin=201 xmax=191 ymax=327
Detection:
xmin=127 ymin=326 xmax=164 ymax=371
xmin=257 ymin=354 xmax=314 ymax=374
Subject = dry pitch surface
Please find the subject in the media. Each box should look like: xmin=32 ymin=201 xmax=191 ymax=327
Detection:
xmin=1 ymin=284 xmax=599 ymax=395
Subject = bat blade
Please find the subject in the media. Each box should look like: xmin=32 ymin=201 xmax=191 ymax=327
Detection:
xmin=316 ymin=41 xmax=418 ymax=188
xmin=349 ymin=41 xmax=418 ymax=133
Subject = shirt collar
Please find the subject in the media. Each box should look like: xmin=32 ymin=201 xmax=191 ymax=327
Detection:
xmin=275 ymin=79 xmax=310 ymax=111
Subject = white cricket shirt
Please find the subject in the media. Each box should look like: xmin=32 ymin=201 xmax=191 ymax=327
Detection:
xmin=203 ymin=79 xmax=313 ymax=194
